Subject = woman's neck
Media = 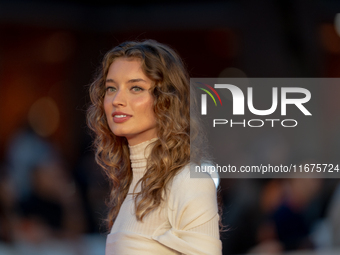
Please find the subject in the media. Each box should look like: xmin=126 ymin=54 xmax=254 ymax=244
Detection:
xmin=128 ymin=138 xmax=158 ymax=173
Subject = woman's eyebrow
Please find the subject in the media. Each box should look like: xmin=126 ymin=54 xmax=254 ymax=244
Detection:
xmin=127 ymin=78 xmax=147 ymax=83
xmin=105 ymin=78 xmax=116 ymax=83
xmin=105 ymin=78 xmax=147 ymax=84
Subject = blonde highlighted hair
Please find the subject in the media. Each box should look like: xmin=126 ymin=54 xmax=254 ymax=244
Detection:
xmin=87 ymin=40 xmax=205 ymax=229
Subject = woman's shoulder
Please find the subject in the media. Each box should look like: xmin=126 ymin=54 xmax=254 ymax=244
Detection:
xmin=170 ymin=163 xmax=217 ymax=197
xmin=166 ymin=163 xmax=219 ymax=231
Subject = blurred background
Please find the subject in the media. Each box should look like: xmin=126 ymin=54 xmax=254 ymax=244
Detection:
xmin=1 ymin=0 xmax=340 ymax=254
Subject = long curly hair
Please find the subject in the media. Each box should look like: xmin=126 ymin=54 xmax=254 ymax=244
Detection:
xmin=87 ymin=40 xmax=205 ymax=230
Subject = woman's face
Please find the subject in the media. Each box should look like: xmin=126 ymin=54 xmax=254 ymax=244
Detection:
xmin=103 ymin=57 xmax=157 ymax=146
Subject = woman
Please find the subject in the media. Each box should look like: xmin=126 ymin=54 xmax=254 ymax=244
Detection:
xmin=87 ymin=40 xmax=222 ymax=254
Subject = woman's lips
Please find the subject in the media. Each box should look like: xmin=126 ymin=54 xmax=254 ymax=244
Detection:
xmin=112 ymin=113 xmax=132 ymax=123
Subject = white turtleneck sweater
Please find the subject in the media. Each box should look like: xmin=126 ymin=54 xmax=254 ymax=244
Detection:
xmin=105 ymin=138 xmax=222 ymax=255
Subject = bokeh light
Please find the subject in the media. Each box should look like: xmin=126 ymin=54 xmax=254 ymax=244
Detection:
xmin=28 ymin=97 xmax=60 ymax=137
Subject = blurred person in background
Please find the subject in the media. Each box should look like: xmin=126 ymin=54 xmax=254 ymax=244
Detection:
xmin=87 ymin=40 xmax=222 ymax=254
xmin=6 ymin=126 xmax=58 ymax=201
xmin=17 ymin=162 xmax=86 ymax=241
xmin=3 ymin=126 xmax=95 ymax=254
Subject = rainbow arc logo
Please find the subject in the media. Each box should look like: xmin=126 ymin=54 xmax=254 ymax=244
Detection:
xmin=197 ymin=82 xmax=222 ymax=115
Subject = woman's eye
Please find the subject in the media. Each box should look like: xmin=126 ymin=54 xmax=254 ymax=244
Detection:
xmin=131 ymin=86 xmax=143 ymax=92
xmin=106 ymin=87 xmax=116 ymax=93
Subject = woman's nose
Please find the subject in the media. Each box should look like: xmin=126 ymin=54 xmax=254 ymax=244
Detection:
xmin=112 ymin=89 xmax=127 ymax=107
